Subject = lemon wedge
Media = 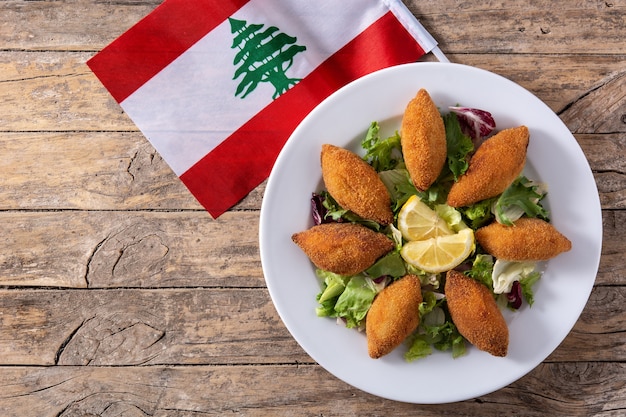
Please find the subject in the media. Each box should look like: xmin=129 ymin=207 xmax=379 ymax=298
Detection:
xmin=401 ymin=228 xmax=475 ymax=273
xmin=397 ymin=195 xmax=453 ymax=241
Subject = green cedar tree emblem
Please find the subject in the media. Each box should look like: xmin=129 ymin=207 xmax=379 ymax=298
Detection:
xmin=229 ymin=17 xmax=306 ymax=99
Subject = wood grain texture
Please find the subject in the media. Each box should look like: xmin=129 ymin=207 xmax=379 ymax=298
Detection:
xmin=0 ymin=52 xmax=137 ymax=131
xmin=0 ymin=0 xmax=623 ymax=415
xmin=0 ymin=211 xmax=264 ymax=288
xmin=0 ymin=1 xmax=160 ymax=51
xmin=1 ymin=0 xmax=624 ymax=55
xmin=0 ymin=363 xmax=623 ymax=417
xmin=410 ymin=1 xmax=626 ymax=55
xmin=0 ymin=286 xmax=622 ymax=367
xmin=0 ymin=288 xmax=305 ymax=366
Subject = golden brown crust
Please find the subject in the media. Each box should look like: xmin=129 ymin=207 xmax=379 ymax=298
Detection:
xmin=366 ymin=275 xmax=423 ymax=359
xmin=400 ymin=89 xmax=447 ymax=191
xmin=445 ymin=270 xmax=509 ymax=357
xmin=475 ymin=217 xmax=572 ymax=261
xmin=447 ymin=126 xmax=530 ymax=208
xmin=291 ymin=222 xmax=393 ymax=276
xmin=321 ymin=144 xmax=393 ymax=225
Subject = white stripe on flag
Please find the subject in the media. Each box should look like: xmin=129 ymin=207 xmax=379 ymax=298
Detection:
xmin=121 ymin=0 xmax=390 ymax=176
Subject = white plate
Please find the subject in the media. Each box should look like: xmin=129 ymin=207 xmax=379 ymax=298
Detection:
xmin=259 ymin=62 xmax=602 ymax=403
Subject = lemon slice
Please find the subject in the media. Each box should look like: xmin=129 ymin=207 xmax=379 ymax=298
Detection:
xmin=401 ymin=228 xmax=475 ymax=273
xmin=397 ymin=195 xmax=453 ymax=241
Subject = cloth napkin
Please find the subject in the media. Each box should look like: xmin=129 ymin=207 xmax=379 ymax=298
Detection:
xmin=88 ymin=0 xmax=446 ymax=218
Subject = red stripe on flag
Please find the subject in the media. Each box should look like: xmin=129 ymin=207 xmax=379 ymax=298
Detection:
xmin=87 ymin=0 xmax=250 ymax=103
xmin=180 ymin=11 xmax=426 ymax=218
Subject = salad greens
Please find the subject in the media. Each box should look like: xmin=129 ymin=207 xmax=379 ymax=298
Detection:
xmin=310 ymin=107 xmax=550 ymax=362
xmin=493 ymin=176 xmax=548 ymax=226
xmin=449 ymin=106 xmax=496 ymax=143
xmin=361 ymin=122 xmax=403 ymax=172
xmin=443 ymin=112 xmax=474 ymax=181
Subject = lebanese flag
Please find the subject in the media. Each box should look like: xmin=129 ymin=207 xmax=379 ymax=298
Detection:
xmin=88 ymin=0 xmax=446 ymax=218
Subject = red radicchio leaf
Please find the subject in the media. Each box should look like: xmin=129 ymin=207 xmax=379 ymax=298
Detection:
xmin=373 ymin=275 xmax=389 ymax=284
xmin=507 ymin=280 xmax=523 ymax=309
xmin=311 ymin=193 xmax=327 ymax=225
xmin=449 ymin=106 xmax=496 ymax=143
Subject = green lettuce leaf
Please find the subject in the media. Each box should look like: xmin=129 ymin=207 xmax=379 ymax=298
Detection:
xmin=428 ymin=321 xmax=466 ymax=356
xmin=461 ymin=197 xmax=496 ymax=229
xmin=435 ymin=204 xmax=468 ymax=232
xmin=520 ymin=271 xmax=542 ymax=306
xmin=405 ymin=320 xmax=466 ymax=361
xmin=405 ymin=336 xmax=433 ymax=362
xmin=333 ymin=275 xmax=377 ymax=328
xmin=315 ymin=269 xmax=350 ymax=303
xmin=466 ymin=254 xmax=495 ymax=289
xmin=365 ymin=251 xmax=406 ymax=280
xmin=314 ymin=270 xmax=350 ymax=317
xmin=319 ymin=191 xmax=381 ymax=231
xmin=361 ymin=122 xmax=403 ymax=172
xmin=443 ymin=112 xmax=474 ymax=181
xmin=405 ymin=292 xmax=466 ymax=361
xmin=378 ymin=167 xmax=418 ymax=212
xmin=494 ymin=176 xmax=549 ymax=226
xmin=419 ymin=291 xmax=439 ymax=316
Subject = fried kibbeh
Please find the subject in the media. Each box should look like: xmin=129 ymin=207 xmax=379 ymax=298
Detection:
xmin=476 ymin=217 xmax=572 ymax=261
xmin=447 ymin=126 xmax=529 ymax=207
xmin=400 ymin=89 xmax=447 ymax=191
xmin=445 ymin=270 xmax=509 ymax=357
xmin=321 ymin=144 xmax=393 ymax=225
xmin=366 ymin=275 xmax=423 ymax=359
xmin=292 ymin=222 xmax=393 ymax=275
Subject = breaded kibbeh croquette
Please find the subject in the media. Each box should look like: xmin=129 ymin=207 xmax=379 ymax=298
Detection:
xmin=400 ymin=89 xmax=447 ymax=191
xmin=447 ymin=126 xmax=530 ymax=208
xmin=445 ymin=270 xmax=509 ymax=357
xmin=292 ymin=222 xmax=393 ymax=276
xmin=321 ymin=144 xmax=393 ymax=225
xmin=476 ymin=217 xmax=572 ymax=261
xmin=366 ymin=275 xmax=422 ymax=359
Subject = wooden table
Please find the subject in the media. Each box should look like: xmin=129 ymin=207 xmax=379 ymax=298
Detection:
xmin=0 ymin=1 xmax=624 ymax=415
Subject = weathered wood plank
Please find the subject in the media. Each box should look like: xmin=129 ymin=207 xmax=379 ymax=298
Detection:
xmin=579 ymin=133 xmax=626 ymax=210
xmin=0 ymin=131 xmax=200 ymax=211
xmin=452 ymin=53 xmax=626 ymax=127
xmin=598 ymin=210 xmax=626 ymax=286
xmin=0 ymin=288 xmax=307 ymax=366
xmin=0 ymin=286 xmax=621 ymax=366
xmin=412 ymin=0 xmax=609 ymax=12
xmin=1 ymin=131 xmax=623 ymax=212
xmin=0 ymin=51 xmax=137 ymax=131
xmin=0 ymin=210 xmax=619 ymax=288
xmin=1 ymin=0 xmax=624 ymax=56
xmin=560 ymin=71 xmax=626 ymax=134
xmin=0 ymin=362 xmax=623 ymax=416
xmin=410 ymin=2 xmax=626 ymax=55
xmin=2 ymin=51 xmax=623 ymax=132
xmin=0 ymin=0 xmax=160 ymax=51
xmin=0 ymin=211 xmax=264 ymax=288
xmin=579 ymin=134 xmax=626 ymax=173
xmin=547 ymin=283 xmax=626 ymax=361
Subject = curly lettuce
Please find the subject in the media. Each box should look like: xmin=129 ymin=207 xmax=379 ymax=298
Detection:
xmin=443 ymin=112 xmax=474 ymax=181
xmin=494 ymin=176 xmax=548 ymax=225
